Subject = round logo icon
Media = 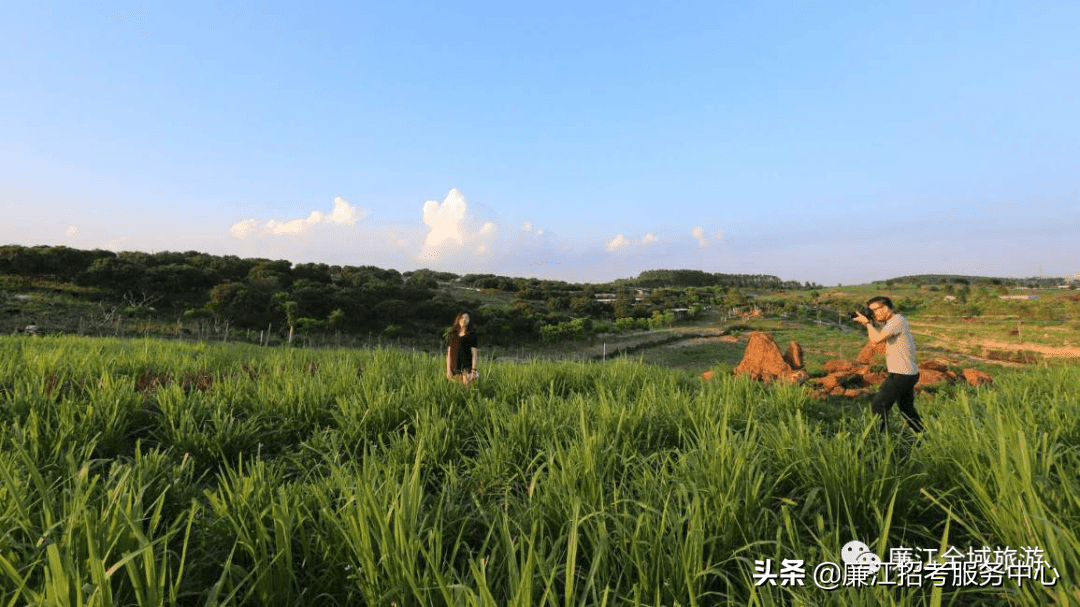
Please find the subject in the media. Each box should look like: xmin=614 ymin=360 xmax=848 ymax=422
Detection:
xmin=841 ymin=540 xmax=880 ymax=574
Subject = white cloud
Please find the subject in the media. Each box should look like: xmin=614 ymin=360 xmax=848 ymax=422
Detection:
xmin=229 ymin=219 xmax=258 ymax=239
xmin=607 ymin=232 xmax=659 ymax=252
xmin=692 ymin=227 xmax=709 ymax=247
xmin=607 ymin=234 xmax=631 ymax=251
xmin=421 ymin=189 xmax=467 ymax=253
xmin=65 ymin=226 xmax=78 ymax=238
xmin=328 ymin=197 xmax=361 ymax=224
xmin=229 ymin=196 xmax=365 ymax=240
xmin=418 ymin=189 xmax=507 ymax=263
xmin=691 ymin=227 xmax=725 ymax=247
xmin=522 ymin=222 xmax=533 ymax=232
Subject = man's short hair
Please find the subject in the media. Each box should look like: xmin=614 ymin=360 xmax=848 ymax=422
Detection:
xmin=868 ymin=296 xmax=894 ymax=310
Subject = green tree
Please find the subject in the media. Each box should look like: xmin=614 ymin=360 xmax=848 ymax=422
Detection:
xmin=614 ymin=288 xmax=632 ymax=319
xmin=328 ymin=308 xmax=346 ymax=329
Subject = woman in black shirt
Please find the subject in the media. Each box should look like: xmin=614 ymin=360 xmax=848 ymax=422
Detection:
xmin=446 ymin=312 xmax=479 ymax=384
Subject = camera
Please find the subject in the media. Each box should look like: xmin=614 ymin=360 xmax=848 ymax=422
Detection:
xmin=849 ymin=307 xmax=874 ymax=322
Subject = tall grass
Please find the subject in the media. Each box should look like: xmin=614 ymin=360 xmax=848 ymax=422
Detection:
xmin=1 ymin=335 xmax=1076 ymax=605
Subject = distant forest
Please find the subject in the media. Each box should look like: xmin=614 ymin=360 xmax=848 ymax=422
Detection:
xmin=3 ymin=245 xmax=1065 ymax=344
xmin=0 ymin=244 xmax=810 ymax=344
xmin=883 ymin=274 xmax=1067 ymax=289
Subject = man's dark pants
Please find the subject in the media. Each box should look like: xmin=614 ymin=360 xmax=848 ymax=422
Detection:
xmin=872 ymin=372 xmax=924 ymax=433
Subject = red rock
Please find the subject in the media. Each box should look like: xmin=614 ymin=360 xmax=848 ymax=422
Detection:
xmin=844 ymin=388 xmax=869 ymax=398
xmin=916 ymin=369 xmax=950 ymax=388
xmin=820 ymin=373 xmax=858 ymax=391
xmin=962 ymin=369 xmax=993 ymax=386
xmin=783 ymin=370 xmax=809 ymax=385
xmin=701 ymin=370 xmax=716 ymax=382
xmin=783 ymin=342 xmax=805 ymax=370
xmin=734 ymin=333 xmax=794 ymax=382
xmin=857 ymin=370 xmax=888 ymax=386
xmin=824 ymin=359 xmax=861 ymax=374
xmin=920 ymin=360 xmax=951 ymax=373
xmin=855 ymin=341 xmax=886 ymax=364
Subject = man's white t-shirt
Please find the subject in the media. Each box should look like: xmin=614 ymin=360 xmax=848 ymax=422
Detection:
xmin=882 ymin=314 xmax=918 ymax=375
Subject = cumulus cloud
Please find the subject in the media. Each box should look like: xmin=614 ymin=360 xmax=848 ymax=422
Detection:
xmin=606 ymin=234 xmax=631 ymax=251
xmin=418 ymin=189 xmax=504 ymax=261
xmin=691 ymin=227 xmax=725 ymax=247
xmin=422 ymin=189 xmax=467 ymax=251
xmin=229 ymin=197 xmax=365 ymax=239
xmin=607 ymin=232 xmax=660 ymax=252
xmin=65 ymin=226 xmax=78 ymax=238
xmin=522 ymin=222 xmax=533 ymax=232
xmin=691 ymin=227 xmax=708 ymax=247
xmin=690 ymin=227 xmax=722 ymax=246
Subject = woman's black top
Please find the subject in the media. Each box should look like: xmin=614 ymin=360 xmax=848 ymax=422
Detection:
xmin=453 ymin=332 xmax=478 ymax=373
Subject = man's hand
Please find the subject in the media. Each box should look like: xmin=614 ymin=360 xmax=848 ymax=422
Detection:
xmin=854 ymin=312 xmax=871 ymax=326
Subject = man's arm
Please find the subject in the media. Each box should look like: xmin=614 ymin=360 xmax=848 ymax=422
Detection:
xmin=855 ymin=313 xmax=894 ymax=344
xmin=866 ymin=323 xmax=888 ymax=344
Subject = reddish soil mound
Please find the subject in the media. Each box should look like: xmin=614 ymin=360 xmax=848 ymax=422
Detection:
xmin=783 ymin=342 xmax=804 ymax=370
xmin=727 ymin=333 xmax=993 ymax=398
xmin=733 ymin=332 xmax=795 ymax=382
xmin=824 ymin=359 xmax=862 ymax=374
xmin=855 ymin=341 xmax=886 ymax=364
xmin=916 ymin=368 xmax=952 ymax=389
xmin=962 ymin=369 xmax=993 ymax=386
xmin=809 ymin=346 xmax=992 ymax=400
xmin=920 ymin=359 xmax=952 ymax=373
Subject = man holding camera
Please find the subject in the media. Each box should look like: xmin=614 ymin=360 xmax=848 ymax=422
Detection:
xmin=853 ymin=296 xmax=925 ymax=434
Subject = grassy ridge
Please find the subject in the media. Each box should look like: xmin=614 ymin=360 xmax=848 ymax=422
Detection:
xmin=1 ymin=336 xmax=1077 ymax=606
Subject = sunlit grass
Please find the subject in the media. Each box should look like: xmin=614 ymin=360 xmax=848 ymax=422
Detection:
xmin=1 ymin=335 xmax=1076 ymax=606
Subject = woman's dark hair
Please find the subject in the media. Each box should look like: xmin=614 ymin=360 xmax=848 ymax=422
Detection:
xmin=451 ymin=312 xmax=471 ymax=335
xmin=867 ymin=296 xmax=894 ymax=310
xmin=447 ymin=312 xmax=470 ymax=366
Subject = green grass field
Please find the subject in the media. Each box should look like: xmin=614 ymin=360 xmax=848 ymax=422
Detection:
xmin=1 ymin=335 xmax=1077 ymax=606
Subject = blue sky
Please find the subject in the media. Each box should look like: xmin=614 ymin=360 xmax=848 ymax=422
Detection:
xmin=2 ymin=1 xmax=1078 ymax=285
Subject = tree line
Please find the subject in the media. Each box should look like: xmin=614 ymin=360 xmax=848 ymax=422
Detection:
xmin=1 ymin=245 xmax=814 ymax=344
